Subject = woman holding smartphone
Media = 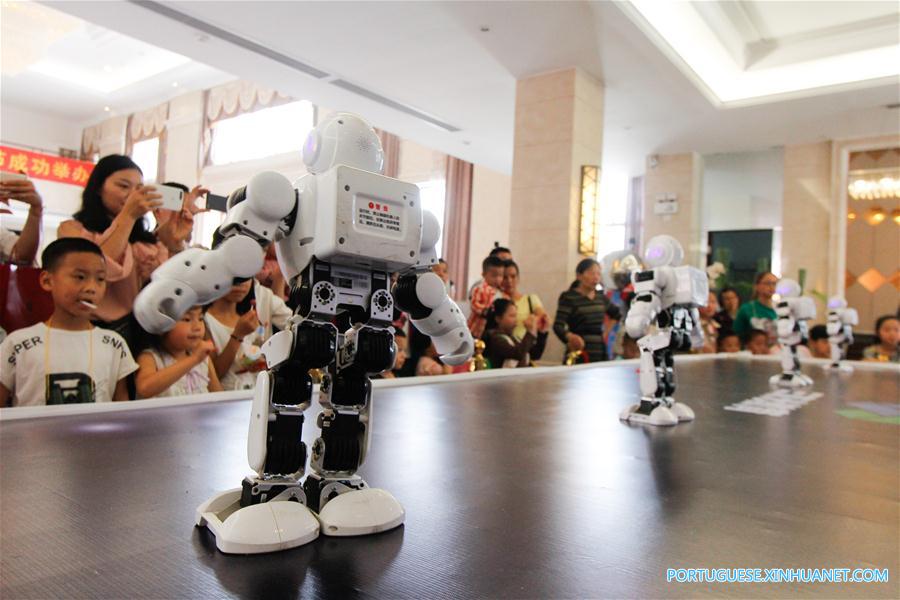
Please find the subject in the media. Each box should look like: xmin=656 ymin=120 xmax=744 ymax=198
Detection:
xmin=57 ymin=155 xmax=199 ymax=354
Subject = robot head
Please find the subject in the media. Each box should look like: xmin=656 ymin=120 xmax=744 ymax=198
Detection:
xmin=643 ymin=235 xmax=684 ymax=268
xmin=774 ymin=278 xmax=802 ymax=299
xmin=302 ymin=112 xmax=384 ymax=175
xmin=827 ymin=296 xmax=848 ymax=310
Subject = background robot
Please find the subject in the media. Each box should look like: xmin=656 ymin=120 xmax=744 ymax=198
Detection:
xmin=768 ymin=278 xmax=816 ymax=387
xmin=620 ymin=235 xmax=708 ymax=427
xmin=824 ymin=296 xmax=858 ymax=372
xmin=135 ymin=113 xmax=473 ymax=554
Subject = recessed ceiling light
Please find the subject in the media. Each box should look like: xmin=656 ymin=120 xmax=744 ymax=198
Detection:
xmin=172 ymin=81 xmax=179 ymax=87
xmin=480 ymin=26 xmax=490 ymax=33
xmin=103 ymin=106 xmax=110 ymax=112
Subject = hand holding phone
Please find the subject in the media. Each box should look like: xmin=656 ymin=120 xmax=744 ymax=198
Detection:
xmin=154 ymin=184 xmax=186 ymax=212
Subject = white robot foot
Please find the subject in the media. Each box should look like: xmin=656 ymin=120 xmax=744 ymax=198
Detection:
xmin=306 ymin=475 xmax=405 ymax=537
xmin=769 ymin=372 xmax=812 ymax=388
xmin=195 ymin=488 xmax=320 ymax=554
xmin=619 ymin=399 xmax=678 ymax=427
xmin=668 ymin=400 xmax=695 ymax=422
xmin=824 ymin=362 xmax=854 ymax=373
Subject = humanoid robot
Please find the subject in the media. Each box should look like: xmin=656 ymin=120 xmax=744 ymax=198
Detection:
xmin=768 ymin=278 xmax=816 ymax=387
xmin=619 ymin=235 xmax=708 ymax=427
xmin=134 ymin=113 xmax=473 ymax=554
xmin=824 ymin=296 xmax=857 ymax=372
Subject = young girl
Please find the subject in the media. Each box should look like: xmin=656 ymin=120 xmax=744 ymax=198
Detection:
xmin=484 ymin=298 xmax=537 ymax=368
xmin=863 ymin=315 xmax=900 ymax=363
xmin=135 ymin=306 xmax=222 ymax=398
xmin=204 ymin=280 xmax=269 ymax=390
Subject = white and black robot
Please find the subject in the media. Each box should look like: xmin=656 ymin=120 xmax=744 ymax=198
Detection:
xmin=824 ymin=296 xmax=858 ymax=372
xmin=620 ymin=235 xmax=708 ymax=427
xmin=768 ymin=278 xmax=816 ymax=387
xmin=134 ymin=113 xmax=473 ymax=554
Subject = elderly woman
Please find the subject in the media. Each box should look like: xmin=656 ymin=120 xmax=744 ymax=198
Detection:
xmin=553 ymin=258 xmax=610 ymax=363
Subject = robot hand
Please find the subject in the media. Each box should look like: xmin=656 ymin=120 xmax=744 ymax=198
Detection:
xmin=625 ymin=293 xmax=660 ymax=339
xmin=135 ymin=235 xmax=265 ymax=333
xmin=393 ymin=272 xmax=473 ymax=365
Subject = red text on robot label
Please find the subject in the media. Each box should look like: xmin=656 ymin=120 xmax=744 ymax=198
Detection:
xmin=357 ymin=205 xmax=401 ymax=233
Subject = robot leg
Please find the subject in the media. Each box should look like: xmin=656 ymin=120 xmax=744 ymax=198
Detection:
xmin=662 ymin=349 xmax=695 ymax=422
xmin=305 ymin=325 xmax=405 ymax=536
xmin=620 ymin=332 xmax=678 ymax=426
xmin=770 ymin=340 xmax=811 ymax=387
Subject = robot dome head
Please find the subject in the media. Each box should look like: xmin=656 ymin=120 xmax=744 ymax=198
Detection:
xmin=827 ymin=296 xmax=848 ymax=310
xmin=774 ymin=278 xmax=802 ymax=299
xmin=302 ymin=112 xmax=384 ymax=175
xmin=643 ymin=235 xmax=684 ymax=268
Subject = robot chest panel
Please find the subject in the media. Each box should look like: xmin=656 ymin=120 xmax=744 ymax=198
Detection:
xmin=313 ymin=166 xmax=422 ymax=271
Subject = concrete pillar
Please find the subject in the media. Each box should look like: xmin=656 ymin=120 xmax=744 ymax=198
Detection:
xmin=641 ymin=152 xmax=704 ymax=266
xmin=508 ymin=68 xmax=604 ymax=363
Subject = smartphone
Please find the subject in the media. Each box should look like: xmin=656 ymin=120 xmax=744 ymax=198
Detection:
xmin=0 ymin=171 xmax=28 ymax=183
xmin=152 ymin=184 xmax=185 ymax=211
xmin=205 ymin=192 xmax=229 ymax=212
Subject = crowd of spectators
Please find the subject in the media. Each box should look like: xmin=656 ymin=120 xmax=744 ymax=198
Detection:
xmin=1 ymin=155 xmax=898 ymax=407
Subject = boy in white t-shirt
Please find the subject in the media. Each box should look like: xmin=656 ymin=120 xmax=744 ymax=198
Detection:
xmin=0 ymin=238 xmax=138 ymax=407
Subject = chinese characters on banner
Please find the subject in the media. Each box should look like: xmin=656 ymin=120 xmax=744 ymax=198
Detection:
xmin=0 ymin=146 xmax=94 ymax=187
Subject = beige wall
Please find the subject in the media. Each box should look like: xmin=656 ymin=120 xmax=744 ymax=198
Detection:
xmin=641 ymin=152 xmax=704 ymax=266
xmin=781 ymin=142 xmax=832 ymax=316
xmin=467 ymin=165 xmax=511 ymax=286
xmin=509 ymin=68 xmax=604 ymax=363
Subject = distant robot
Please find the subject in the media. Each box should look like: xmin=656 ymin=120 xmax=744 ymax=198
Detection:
xmin=620 ymin=235 xmax=708 ymax=427
xmin=824 ymin=296 xmax=858 ymax=372
xmin=135 ymin=113 xmax=473 ymax=553
xmin=768 ymin=278 xmax=816 ymax=387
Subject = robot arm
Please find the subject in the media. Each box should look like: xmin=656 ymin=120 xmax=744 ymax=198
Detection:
xmin=134 ymin=172 xmax=296 ymax=333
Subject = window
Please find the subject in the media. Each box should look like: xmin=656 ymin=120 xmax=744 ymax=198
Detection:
xmin=417 ymin=179 xmax=446 ymax=255
xmin=131 ymin=137 xmax=159 ymax=182
xmin=209 ymin=101 xmax=315 ymax=166
xmin=595 ymin=171 xmax=629 ymax=259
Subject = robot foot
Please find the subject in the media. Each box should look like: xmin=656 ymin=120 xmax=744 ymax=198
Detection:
xmin=824 ymin=362 xmax=853 ymax=373
xmin=769 ymin=372 xmax=813 ymax=388
xmin=304 ymin=474 xmax=405 ymax=537
xmin=195 ymin=487 xmax=319 ymax=554
xmin=668 ymin=401 xmax=695 ymax=422
xmin=619 ymin=400 xmax=678 ymax=426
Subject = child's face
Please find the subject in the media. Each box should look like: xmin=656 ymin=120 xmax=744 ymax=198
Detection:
xmin=431 ymin=262 xmax=448 ymax=283
xmin=164 ymin=307 xmax=205 ymax=352
xmin=484 ymin=266 xmax=504 ymax=289
xmin=809 ymin=338 xmax=831 ymax=359
xmin=699 ymin=292 xmax=718 ymax=319
xmin=225 ymin=279 xmax=253 ymax=302
xmin=499 ymin=304 xmax=518 ymax=332
xmin=747 ymin=334 xmax=769 ymax=355
xmin=393 ymin=336 xmax=407 ymax=370
xmin=40 ymin=252 xmax=107 ymax=319
xmin=719 ymin=335 xmax=741 ymax=353
xmin=721 ymin=290 xmax=740 ymax=313
xmin=501 ymin=266 xmax=518 ymax=296
xmin=878 ymin=318 xmax=900 ymax=347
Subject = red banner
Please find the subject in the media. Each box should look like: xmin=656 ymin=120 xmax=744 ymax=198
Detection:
xmin=0 ymin=145 xmax=94 ymax=187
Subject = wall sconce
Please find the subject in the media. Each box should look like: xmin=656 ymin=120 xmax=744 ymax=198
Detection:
xmin=847 ymin=210 xmax=857 ymax=222
xmin=892 ymin=208 xmax=900 ymax=226
xmin=864 ymin=206 xmax=886 ymax=226
xmin=579 ymin=165 xmax=600 ymax=255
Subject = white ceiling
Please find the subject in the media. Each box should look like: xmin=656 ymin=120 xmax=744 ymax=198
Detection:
xmin=9 ymin=1 xmax=900 ymax=177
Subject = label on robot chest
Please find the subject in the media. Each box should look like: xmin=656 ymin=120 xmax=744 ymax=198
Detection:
xmin=357 ymin=206 xmax=401 ymax=233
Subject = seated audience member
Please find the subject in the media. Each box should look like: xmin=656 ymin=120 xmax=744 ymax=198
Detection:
xmin=604 ymin=304 xmax=622 ymax=359
xmin=745 ymin=329 xmax=771 ymax=356
xmin=501 ymin=260 xmax=549 ymax=360
xmin=432 ymin=258 xmax=453 ymax=296
xmin=484 ymin=298 xmax=537 ymax=368
xmin=416 ymin=343 xmax=453 ymax=376
xmin=733 ymin=272 xmax=778 ymax=343
xmin=0 ymin=239 xmax=137 ymax=406
xmin=718 ymin=332 xmax=742 ymax=353
xmin=57 ymin=155 xmax=196 ymax=353
xmin=468 ymin=244 xmax=512 ymax=298
xmin=808 ymin=325 xmax=832 ymax=359
xmin=135 ymin=306 xmax=222 ymax=398
xmin=205 ymin=280 xmax=269 ymax=390
xmin=378 ymin=330 xmax=408 ymax=379
xmin=467 ymin=255 xmax=506 ymax=339
xmin=715 ymin=286 xmax=740 ymax=335
xmin=696 ymin=291 xmax=720 ymax=354
xmin=0 ymin=172 xmax=43 ymax=265
xmin=862 ymin=315 xmax=900 ymax=363
xmin=256 ymin=243 xmax=288 ymax=300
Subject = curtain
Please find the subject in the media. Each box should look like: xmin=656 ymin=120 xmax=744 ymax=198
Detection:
xmin=201 ymin=80 xmax=292 ymax=166
xmin=442 ymin=156 xmax=473 ymax=300
xmin=125 ymin=102 xmax=170 ymax=181
xmin=374 ymin=128 xmax=401 ymax=178
xmin=80 ymin=123 xmax=102 ymax=160
xmin=625 ymin=175 xmax=644 ymax=252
